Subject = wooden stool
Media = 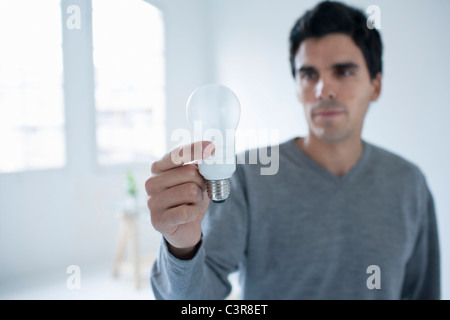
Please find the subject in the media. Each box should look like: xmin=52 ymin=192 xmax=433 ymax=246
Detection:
xmin=112 ymin=211 xmax=141 ymax=288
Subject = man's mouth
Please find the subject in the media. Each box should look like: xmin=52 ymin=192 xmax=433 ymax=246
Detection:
xmin=313 ymin=109 xmax=345 ymax=118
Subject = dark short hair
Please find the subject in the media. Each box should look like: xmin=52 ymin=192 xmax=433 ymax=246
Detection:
xmin=289 ymin=1 xmax=383 ymax=79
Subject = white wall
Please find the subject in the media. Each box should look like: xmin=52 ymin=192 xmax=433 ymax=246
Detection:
xmin=206 ymin=0 xmax=450 ymax=299
xmin=0 ymin=0 xmax=212 ymax=291
xmin=1 ymin=0 xmax=449 ymax=299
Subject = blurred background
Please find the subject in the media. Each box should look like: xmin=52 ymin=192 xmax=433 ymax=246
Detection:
xmin=0 ymin=0 xmax=449 ymax=299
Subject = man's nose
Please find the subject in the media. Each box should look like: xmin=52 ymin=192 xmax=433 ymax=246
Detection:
xmin=315 ymin=77 xmax=336 ymax=100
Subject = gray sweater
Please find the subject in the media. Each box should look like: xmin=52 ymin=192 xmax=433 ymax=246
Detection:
xmin=151 ymin=138 xmax=440 ymax=299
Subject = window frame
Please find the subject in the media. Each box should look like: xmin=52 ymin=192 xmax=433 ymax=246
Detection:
xmin=62 ymin=0 xmax=166 ymax=175
xmin=91 ymin=0 xmax=167 ymax=169
xmin=0 ymin=0 xmax=66 ymax=175
xmin=0 ymin=0 xmax=166 ymax=176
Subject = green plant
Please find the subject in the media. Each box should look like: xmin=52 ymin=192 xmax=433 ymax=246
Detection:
xmin=126 ymin=170 xmax=137 ymax=197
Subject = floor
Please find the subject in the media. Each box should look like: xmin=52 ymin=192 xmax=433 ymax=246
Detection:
xmin=0 ymin=263 xmax=155 ymax=300
xmin=0 ymin=263 xmax=241 ymax=300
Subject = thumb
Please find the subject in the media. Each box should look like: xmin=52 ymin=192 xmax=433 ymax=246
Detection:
xmin=202 ymin=141 xmax=215 ymax=158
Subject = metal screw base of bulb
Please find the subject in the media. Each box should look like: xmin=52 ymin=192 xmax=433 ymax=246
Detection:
xmin=206 ymin=179 xmax=231 ymax=203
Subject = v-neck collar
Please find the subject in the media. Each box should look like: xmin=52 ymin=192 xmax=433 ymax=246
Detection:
xmin=288 ymin=137 xmax=372 ymax=185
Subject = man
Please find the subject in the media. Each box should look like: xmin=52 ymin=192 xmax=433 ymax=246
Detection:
xmin=146 ymin=1 xmax=440 ymax=299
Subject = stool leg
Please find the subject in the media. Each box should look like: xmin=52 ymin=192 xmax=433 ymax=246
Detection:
xmin=113 ymin=216 xmax=128 ymax=278
xmin=129 ymin=217 xmax=140 ymax=289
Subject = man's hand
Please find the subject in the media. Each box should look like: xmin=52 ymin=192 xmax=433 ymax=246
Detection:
xmin=145 ymin=141 xmax=215 ymax=259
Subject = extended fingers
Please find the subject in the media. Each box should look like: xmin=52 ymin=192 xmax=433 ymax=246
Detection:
xmin=147 ymin=182 xmax=205 ymax=213
xmin=151 ymin=204 xmax=201 ymax=230
xmin=145 ymin=164 xmax=206 ymax=196
xmin=151 ymin=141 xmax=215 ymax=174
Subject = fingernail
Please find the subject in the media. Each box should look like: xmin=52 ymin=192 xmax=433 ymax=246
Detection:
xmin=202 ymin=141 xmax=210 ymax=149
xmin=202 ymin=141 xmax=215 ymax=156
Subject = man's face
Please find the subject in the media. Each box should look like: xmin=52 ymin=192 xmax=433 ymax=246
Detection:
xmin=294 ymin=33 xmax=381 ymax=143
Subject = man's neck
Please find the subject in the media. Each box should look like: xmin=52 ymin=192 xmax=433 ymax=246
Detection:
xmin=296 ymin=134 xmax=364 ymax=177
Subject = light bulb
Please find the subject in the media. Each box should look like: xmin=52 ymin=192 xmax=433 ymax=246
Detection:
xmin=186 ymin=84 xmax=241 ymax=203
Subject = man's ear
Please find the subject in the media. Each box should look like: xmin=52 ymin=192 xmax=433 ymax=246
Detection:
xmin=370 ymin=72 xmax=382 ymax=102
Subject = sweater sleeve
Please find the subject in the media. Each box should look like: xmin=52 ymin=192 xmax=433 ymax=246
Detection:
xmin=401 ymin=187 xmax=441 ymax=299
xmin=150 ymin=164 xmax=249 ymax=300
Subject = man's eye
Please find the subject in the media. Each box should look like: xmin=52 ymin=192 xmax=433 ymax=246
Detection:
xmin=337 ymin=69 xmax=353 ymax=77
xmin=300 ymin=72 xmax=317 ymax=80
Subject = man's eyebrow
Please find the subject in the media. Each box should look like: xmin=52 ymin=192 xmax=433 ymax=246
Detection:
xmin=297 ymin=62 xmax=359 ymax=73
xmin=297 ymin=65 xmax=318 ymax=73
xmin=331 ymin=62 xmax=360 ymax=70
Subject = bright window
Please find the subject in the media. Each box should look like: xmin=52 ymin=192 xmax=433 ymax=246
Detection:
xmin=0 ymin=0 xmax=65 ymax=173
xmin=92 ymin=0 xmax=166 ymax=166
